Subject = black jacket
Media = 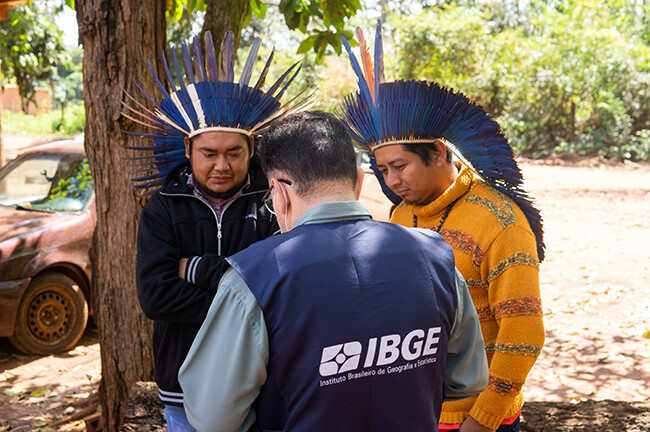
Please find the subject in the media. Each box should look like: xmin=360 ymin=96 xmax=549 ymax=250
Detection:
xmin=136 ymin=158 xmax=277 ymax=406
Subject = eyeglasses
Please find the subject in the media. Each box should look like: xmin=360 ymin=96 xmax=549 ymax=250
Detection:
xmin=262 ymin=178 xmax=292 ymax=215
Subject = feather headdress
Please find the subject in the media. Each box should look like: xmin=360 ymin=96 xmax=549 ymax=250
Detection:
xmin=122 ymin=31 xmax=312 ymax=190
xmin=338 ymin=22 xmax=545 ymax=261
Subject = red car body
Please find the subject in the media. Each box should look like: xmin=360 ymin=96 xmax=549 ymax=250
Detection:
xmin=0 ymin=137 xmax=95 ymax=354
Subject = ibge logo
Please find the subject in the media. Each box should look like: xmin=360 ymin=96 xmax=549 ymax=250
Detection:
xmin=319 ymin=342 xmax=362 ymax=376
xmin=319 ymin=327 xmax=442 ymax=377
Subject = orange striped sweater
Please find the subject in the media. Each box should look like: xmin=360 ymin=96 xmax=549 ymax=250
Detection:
xmin=390 ymin=165 xmax=545 ymax=429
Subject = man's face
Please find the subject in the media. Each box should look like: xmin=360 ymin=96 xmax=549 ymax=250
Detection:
xmin=185 ymin=131 xmax=251 ymax=200
xmin=374 ymin=145 xmax=445 ymax=206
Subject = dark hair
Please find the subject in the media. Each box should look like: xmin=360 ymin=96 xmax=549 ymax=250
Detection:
xmin=401 ymin=141 xmax=452 ymax=165
xmin=259 ymin=111 xmax=357 ymax=196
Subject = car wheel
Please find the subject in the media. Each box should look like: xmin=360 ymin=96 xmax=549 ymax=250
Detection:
xmin=9 ymin=272 xmax=89 ymax=355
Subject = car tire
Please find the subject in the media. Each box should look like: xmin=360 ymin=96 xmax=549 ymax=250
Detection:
xmin=9 ymin=272 xmax=88 ymax=355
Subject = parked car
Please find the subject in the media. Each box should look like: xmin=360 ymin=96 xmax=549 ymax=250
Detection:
xmin=0 ymin=137 xmax=95 ymax=355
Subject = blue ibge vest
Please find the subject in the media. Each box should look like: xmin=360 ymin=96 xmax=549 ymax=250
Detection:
xmin=227 ymin=217 xmax=458 ymax=432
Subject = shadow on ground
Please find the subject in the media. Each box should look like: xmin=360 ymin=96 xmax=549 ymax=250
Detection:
xmin=0 ymin=322 xmax=101 ymax=431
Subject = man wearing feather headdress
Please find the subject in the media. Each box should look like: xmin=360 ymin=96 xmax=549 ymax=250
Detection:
xmin=178 ymin=111 xmax=488 ymax=432
xmin=124 ymin=31 xmax=310 ymax=431
xmin=338 ymin=24 xmax=545 ymax=432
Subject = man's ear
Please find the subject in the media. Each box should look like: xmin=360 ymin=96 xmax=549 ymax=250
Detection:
xmin=431 ymin=140 xmax=448 ymax=167
xmin=272 ymin=178 xmax=288 ymax=216
xmin=355 ymin=166 xmax=365 ymax=200
xmin=184 ymin=136 xmax=191 ymax=160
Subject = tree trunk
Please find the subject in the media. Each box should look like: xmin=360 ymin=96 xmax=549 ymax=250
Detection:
xmin=75 ymin=1 xmax=165 ymax=430
xmin=202 ymin=0 xmax=249 ymax=55
xmin=0 ymin=59 xmax=4 ymax=167
xmin=569 ymin=100 xmax=576 ymax=144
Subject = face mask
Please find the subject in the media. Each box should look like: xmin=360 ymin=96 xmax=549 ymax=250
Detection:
xmin=276 ymin=180 xmax=292 ymax=232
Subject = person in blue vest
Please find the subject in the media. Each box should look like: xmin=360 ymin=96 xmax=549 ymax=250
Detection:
xmin=178 ymin=111 xmax=488 ymax=432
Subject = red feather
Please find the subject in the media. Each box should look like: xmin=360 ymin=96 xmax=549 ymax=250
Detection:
xmin=356 ymin=27 xmax=375 ymax=102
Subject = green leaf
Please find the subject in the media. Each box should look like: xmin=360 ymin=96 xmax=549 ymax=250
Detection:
xmin=279 ymin=0 xmax=294 ymax=16
xmin=65 ymin=0 xmax=75 ymax=9
xmin=298 ymin=11 xmax=310 ymax=33
xmin=30 ymin=387 xmax=53 ymax=398
xmin=173 ymin=0 xmax=183 ymax=21
xmin=297 ymin=35 xmax=318 ymax=54
xmin=166 ymin=0 xmax=183 ymax=21
xmin=338 ymin=29 xmax=355 ymax=40
xmin=287 ymin=12 xmax=301 ymax=31
xmin=307 ymin=1 xmax=323 ymax=18
xmin=315 ymin=44 xmax=326 ymax=64
xmin=313 ymin=34 xmax=324 ymax=54
xmin=325 ymin=32 xmax=342 ymax=55
xmin=250 ymin=0 xmax=267 ymax=19
xmin=243 ymin=9 xmax=253 ymax=28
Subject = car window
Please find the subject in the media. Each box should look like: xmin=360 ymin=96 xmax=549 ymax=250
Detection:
xmin=0 ymin=152 xmax=94 ymax=213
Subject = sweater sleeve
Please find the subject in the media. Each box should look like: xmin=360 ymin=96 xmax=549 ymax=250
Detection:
xmin=136 ymin=198 xmax=217 ymax=324
xmin=468 ymin=225 xmax=545 ymax=429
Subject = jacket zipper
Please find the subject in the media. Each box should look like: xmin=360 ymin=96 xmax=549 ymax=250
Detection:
xmin=160 ymin=189 xmax=263 ymax=256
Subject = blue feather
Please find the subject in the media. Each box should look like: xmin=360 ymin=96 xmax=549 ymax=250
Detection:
xmin=341 ymin=35 xmax=373 ymax=109
xmin=171 ymin=47 xmax=187 ymax=92
xmin=161 ymin=50 xmax=178 ymax=93
xmin=182 ymin=42 xmax=196 ymax=86
xmin=374 ymin=20 xmax=384 ymax=100
xmin=191 ymin=37 xmax=207 ymax=82
xmin=220 ymin=32 xmax=234 ymax=82
xmin=204 ymin=31 xmax=219 ymax=81
xmin=254 ymin=49 xmax=274 ymax=90
xmin=240 ymin=37 xmax=261 ymax=88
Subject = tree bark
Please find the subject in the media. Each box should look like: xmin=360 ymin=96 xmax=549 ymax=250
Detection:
xmin=75 ymin=1 xmax=165 ymax=430
xmin=202 ymin=0 xmax=249 ymax=55
xmin=1 ymin=59 xmax=4 ymax=167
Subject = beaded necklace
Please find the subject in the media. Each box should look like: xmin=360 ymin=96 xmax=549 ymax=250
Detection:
xmin=412 ymin=198 xmax=459 ymax=232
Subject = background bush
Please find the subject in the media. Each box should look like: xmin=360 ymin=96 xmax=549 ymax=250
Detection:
xmin=392 ymin=0 xmax=650 ymax=161
xmin=2 ymin=101 xmax=85 ymax=136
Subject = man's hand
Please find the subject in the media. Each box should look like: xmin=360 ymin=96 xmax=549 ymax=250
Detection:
xmin=178 ymin=258 xmax=188 ymax=279
xmin=459 ymin=416 xmax=495 ymax=432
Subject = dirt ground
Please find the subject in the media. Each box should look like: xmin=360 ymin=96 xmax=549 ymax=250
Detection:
xmin=0 ymin=134 xmax=649 ymax=430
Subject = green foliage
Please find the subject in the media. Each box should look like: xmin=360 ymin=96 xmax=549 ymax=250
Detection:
xmin=2 ymin=102 xmax=85 ymax=136
xmin=50 ymin=158 xmax=93 ymax=203
xmin=276 ymin=0 xmax=361 ymax=62
xmin=52 ymin=102 xmax=86 ymax=135
xmin=170 ymin=0 xmax=360 ymax=63
xmin=166 ymin=0 xmax=205 ymax=48
xmin=393 ymin=0 xmax=650 ymax=162
xmin=0 ymin=2 xmax=70 ymax=111
xmin=54 ymin=46 xmax=84 ymax=105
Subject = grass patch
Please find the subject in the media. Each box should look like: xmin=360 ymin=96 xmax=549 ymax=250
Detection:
xmin=2 ymin=103 xmax=85 ymax=136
